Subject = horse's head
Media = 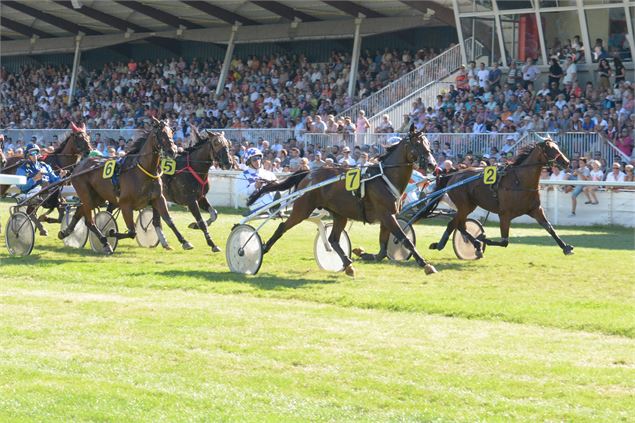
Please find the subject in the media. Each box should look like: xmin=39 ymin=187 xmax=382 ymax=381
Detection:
xmin=538 ymin=137 xmax=569 ymax=169
xmin=406 ymin=124 xmax=437 ymax=172
xmin=69 ymin=122 xmax=93 ymax=157
xmin=191 ymin=127 xmax=234 ymax=170
xmin=150 ymin=116 xmax=177 ymax=158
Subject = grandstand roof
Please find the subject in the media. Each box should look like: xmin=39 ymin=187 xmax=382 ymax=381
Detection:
xmin=1 ymin=1 xmax=452 ymax=56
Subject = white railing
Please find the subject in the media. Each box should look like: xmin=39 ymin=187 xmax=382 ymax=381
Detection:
xmin=336 ymin=39 xmax=474 ymax=123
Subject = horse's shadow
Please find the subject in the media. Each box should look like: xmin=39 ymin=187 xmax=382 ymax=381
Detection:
xmin=510 ymin=233 xmax=634 ymax=251
xmin=156 ymin=269 xmax=339 ymax=290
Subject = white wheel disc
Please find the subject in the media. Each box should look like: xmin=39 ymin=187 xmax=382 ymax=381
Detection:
xmin=89 ymin=211 xmax=119 ymax=253
xmin=5 ymin=212 xmax=35 ymax=256
xmin=453 ymin=218 xmax=486 ymax=260
xmin=135 ymin=208 xmax=159 ymax=248
xmin=314 ymin=223 xmax=352 ymax=272
xmin=387 ymin=218 xmax=416 ymax=261
xmin=226 ymin=224 xmax=263 ymax=275
xmin=61 ymin=210 xmax=88 ymax=249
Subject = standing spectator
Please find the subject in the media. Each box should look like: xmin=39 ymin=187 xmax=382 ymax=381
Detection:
xmin=310 ymin=151 xmax=325 ymax=170
xmin=477 ymin=62 xmax=490 ymax=89
xmin=562 ymin=57 xmax=577 ymax=86
xmin=570 ymin=157 xmax=591 ymax=216
xmin=338 ymin=146 xmax=356 ymax=166
xmin=615 ymin=127 xmax=634 ymax=157
xmin=605 ymin=162 xmax=625 ymax=184
xmin=325 ymin=115 xmax=338 ymax=133
xmin=312 ymin=115 xmax=326 ymax=133
xmin=548 ymin=58 xmax=563 ymax=88
xmin=613 ymin=57 xmax=625 ymax=86
xmin=522 ymin=58 xmax=539 ymax=89
xmin=488 ymin=62 xmax=502 ymax=88
xmin=455 ymin=65 xmax=469 ymax=91
xmin=583 ymin=159 xmax=603 ymax=204
xmin=506 ymin=61 xmax=519 ymax=87
xmin=624 ymin=164 xmax=634 ymax=182
xmin=356 ymin=110 xmax=371 ymax=133
xmin=597 ymin=58 xmax=611 ymax=92
xmin=375 ymin=114 xmax=394 ymax=133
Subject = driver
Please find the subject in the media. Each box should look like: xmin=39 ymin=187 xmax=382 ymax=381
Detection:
xmin=16 ymin=143 xmax=65 ymax=198
xmin=239 ymin=147 xmax=278 ymax=211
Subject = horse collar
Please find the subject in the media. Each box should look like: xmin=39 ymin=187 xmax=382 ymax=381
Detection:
xmin=137 ymin=162 xmax=162 ymax=179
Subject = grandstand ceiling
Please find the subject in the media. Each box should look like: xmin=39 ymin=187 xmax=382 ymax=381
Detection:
xmin=0 ymin=0 xmax=451 ymax=56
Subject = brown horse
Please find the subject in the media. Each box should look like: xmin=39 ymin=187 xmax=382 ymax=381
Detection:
xmin=429 ymin=138 xmax=574 ymax=256
xmin=247 ymin=125 xmax=438 ymax=276
xmin=60 ymin=117 xmax=191 ymax=254
xmin=1 ymin=124 xmax=93 ymax=235
xmin=159 ymin=127 xmax=234 ymax=252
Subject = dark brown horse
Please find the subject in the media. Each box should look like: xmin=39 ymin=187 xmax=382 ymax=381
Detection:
xmin=1 ymin=124 xmax=93 ymax=235
xmin=159 ymin=127 xmax=233 ymax=252
xmin=60 ymin=117 xmax=191 ymax=254
xmin=429 ymin=138 xmax=574 ymax=256
xmin=248 ymin=125 xmax=438 ymax=276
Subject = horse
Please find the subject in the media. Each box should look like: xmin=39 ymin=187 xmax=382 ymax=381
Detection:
xmin=429 ymin=138 xmax=574 ymax=257
xmin=159 ymin=127 xmax=234 ymax=252
xmin=0 ymin=123 xmax=93 ymax=235
xmin=247 ymin=125 xmax=438 ymax=276
xmin=59 ymin=117 xmax=191 ymax=254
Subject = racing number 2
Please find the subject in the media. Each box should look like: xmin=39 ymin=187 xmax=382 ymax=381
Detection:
xmin=483 ymin=166 xmax=497 ymax=185
xmin=345 ymin=169 xmax=361 ymax=191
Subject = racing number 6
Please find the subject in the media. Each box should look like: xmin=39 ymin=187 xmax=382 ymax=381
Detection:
xmin=102 ymin=160 xmax=116 ymax=179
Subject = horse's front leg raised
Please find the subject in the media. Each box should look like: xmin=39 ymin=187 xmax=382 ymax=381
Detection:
xmin=383 ymin=213 xmax=437 ymax=274
xmin=153 ymin=195 xmax=193 ymax=250
xmin=352 ymin=223 xmax=389 ymax=262
xmin=528 ymin=207 xmax=574 ymax=255
xmin=187 ymin=200 xmax=220 ymax=252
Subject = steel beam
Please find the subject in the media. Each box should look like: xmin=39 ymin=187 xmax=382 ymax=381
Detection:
xmin=252 ymin=1 xmax=320 ymax=22
xmin=183 ymin=1 xmax=259 ymax=26
xmin=1 ymin=17 xmax=52 ymax=38
xmin=54 ymin=1 xmax=148 ymax=33
xmin=3 ymin=1 xmax=100 ymax=35
xmin=323 ymin=1 xmax=384 ymax=19
xmin=114 ymin=1 xmax=203 ymax=29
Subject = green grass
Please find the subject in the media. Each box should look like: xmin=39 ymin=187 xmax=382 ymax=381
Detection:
xmin=0 ymin=201 xmax=633 ymax=422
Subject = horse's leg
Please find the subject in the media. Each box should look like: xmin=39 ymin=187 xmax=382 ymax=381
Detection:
xmin=327 ymin=214 xmax=356 ymax=276
xmin=429 ymin=217 xmax=457 ymax=251
xmin=528 ymin=207 xmax=574 ymax=255
xmin=353 ymin=223 xmax=390 ymax=262
xmin=188 ymin=200 xmax=220 ymax=252
xmin=482 ymin=213 xmax=511 ymax=247
xmin=112 ymin=206 xmax=136 ymax=240
xmin=455 ymin=218 xmax=484 ymax=259
xmin=27 ymin=205 xmax=48 ymax=236
xmin=153 ymin=195 xmax=193 ymax=250
xmin=382 ymin=214 xmax=437 ymax=274
xmin=188 ymin=197 xmax=217 ymax=229
xmin=58 ymin=207 xmax=81 ymax=239
xmin=151 ymin=207 xmax=171 ymax=250
xmin=82 ymin=203 xmax=113 ymax=254
xmin=262 ymin=200 xmax=313 ymax=254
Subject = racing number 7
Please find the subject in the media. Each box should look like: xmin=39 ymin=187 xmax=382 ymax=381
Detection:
xmin=345 ymin=169 xmax=361 ymax=191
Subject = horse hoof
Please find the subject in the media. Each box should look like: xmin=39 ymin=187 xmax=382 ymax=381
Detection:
xmin=475 ymin=249 xmax=483 ymax=259
xmin=424 ymin=264 xmax=438 ymax=275
xmin=162 ymin=244 xmax=173 ymax=251
xmin=103 ymin=244 xmax=114 ymax=255
xmin=182 ymin=242 xmax=194 ymax=250
xmin=187 ymin=222 xmax=198 ymax=230
xmin=563 ymin=245 xmax=574 ymax=255
xmin=212 ymin=245 xmax=221 ymax=253
xmin=39 ymin=229 xmax=48 ymax=237
xmin=344 ymin=265 xmax=356 ymax=277
xmin=429 ymin=242 xmax=438 ymax=250
xmin=108 ymin=229 xmax=116 ymax=237
xmin=58 ymin=231 xmax=66 ymax=240
xmin=352 ymin=247 xmax=365 ymax=257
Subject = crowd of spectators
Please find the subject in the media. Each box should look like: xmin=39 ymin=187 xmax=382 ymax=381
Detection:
xmin=0 ymin=46 xmax=440 ymax=136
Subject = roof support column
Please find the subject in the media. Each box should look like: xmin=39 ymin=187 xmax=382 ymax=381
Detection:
xmin=68 ymin=33 xmax=83 ymax=106
xmin=347 ymin=16 xmax=363 ymax=100
xmin=452 ymin=0 xmax=468 ymax=66
xmin=624 ymin=4 xmax=635 ymax=79
xmin=576 ymin=0 xmax=592 ymax=65
xmin=216 ymin=24 xmax=239 ymax=98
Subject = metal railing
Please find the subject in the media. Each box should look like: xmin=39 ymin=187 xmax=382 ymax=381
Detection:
xmin=336 ymin=39 xmax=474 ymax=123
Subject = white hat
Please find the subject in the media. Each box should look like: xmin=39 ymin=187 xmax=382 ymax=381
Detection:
xmin=386 ymin=136 xmax=401 ymax=146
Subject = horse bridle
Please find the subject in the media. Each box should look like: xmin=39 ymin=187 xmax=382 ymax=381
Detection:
xmin=408 ymin=132 xmax=432 ymax=169
xmin=538 ymin=141 xmax=564 ymax=168
xmin=151 ymin=122 xmax=174 ymax=156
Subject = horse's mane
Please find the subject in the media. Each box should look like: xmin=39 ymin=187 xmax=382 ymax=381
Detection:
xmin=51 ymin=132 xmax=72 ymax=155
xmin=376 ymin=142 xmax=400 ymax=162
xmin=125 ymin=136 xmax=147 ymax=155
xmin=510 ymin=143 xmax=537 ymax=166
xmin=183 ymin=135 xmax=210 ymax=154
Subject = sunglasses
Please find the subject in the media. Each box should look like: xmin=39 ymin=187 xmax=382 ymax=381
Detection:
xmin=28 ymin=151 xmax=39 ymax=156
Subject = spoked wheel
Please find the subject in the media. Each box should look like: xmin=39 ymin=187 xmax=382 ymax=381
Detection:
xmin=135 ymin=208 xmax=159 ymax=248
xmin=452 ymin=218 xmax=486 ymax=260
xmin=313 ymin=223 xmax=352 ymax=272
xmin=387 ymin=218 xmax=416 ymax=261
xmin=60 ymin=210 xmax=88 ymax=249
xmin=226 ymin=224 xmax=263 ymax=275
xmin=5 ymin=211 xmax=35 ymax=257
xmin=89 ymin=211 xmax=119 ymax=254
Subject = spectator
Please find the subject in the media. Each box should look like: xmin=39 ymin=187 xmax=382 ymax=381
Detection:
xmin=338 ymin=146 xmax=356 ymax=166
xmin=310 ymin=151 xmax=325 ymax=170
xmin=522 ymin=58 xmax=539 ymax=89
xmin=548 ymin=58 xmax=563 ymax=88
xmin=562 ymin=57 xmax=577 ymax=86
xmin=488 ymin=62 xmax=502 ymax=88
xmin=597 ymin=58 xmax=611 ymax=92
xmin=613 ymin=57 xmax=626 ymax=86
xmin=356 ymin=110 xmax=371 ymax=134
xmin=570 ymin=157 xmax=591 ymax=216
xmin=375 ymin=114 xmax=394 ymax=133
xmin=624 ymin=164 xmax=634 ymax=182
xmin=605 ymin=162 xmax=625 ymax=185
xmin=584 ymin=159 xmax=603 ymax=204
xmin=506 ymin=61 xmax=520 ymax=87
xmin=477 ymin=62 xmax=490 ymax=89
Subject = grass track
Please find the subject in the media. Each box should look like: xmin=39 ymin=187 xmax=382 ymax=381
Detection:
xmin=1 ymin=201 xmax=634 ymax=421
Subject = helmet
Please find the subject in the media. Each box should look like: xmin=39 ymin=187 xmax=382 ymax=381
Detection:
xmin=26 ymin=143 xmax=40 ymax=156
xmin=386 ymin=136 xmax=402 ymax=146
xmin=244 ymin=147 xmax=263 ymax=163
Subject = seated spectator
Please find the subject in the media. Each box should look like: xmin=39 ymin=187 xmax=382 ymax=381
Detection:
xmin=605 ymin=162 xmax=626 ymax=186
xmin=338 ymin=146 xmax=356 ymax=166
xmin=375 ymin=114 xmax=394 ymax=133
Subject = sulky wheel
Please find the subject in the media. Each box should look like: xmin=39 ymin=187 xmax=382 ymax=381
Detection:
xmin=60 ymin=210 xmax=88 ymax=249
xmin=226 ymin=224 xmax=263 ymax=275
xmin=5 ymin=211 xmax=35 ymax=257
xmin=452 ymin=218 xmax=486 ymax=260
xmin=387 ymin=218 xmax=416 ymax=261
xmin=135 ymin=208 xmax=159 ymax=248
xmin=89 ymin=211 xmax=119 ymax=254
xmin=313 ymin=223 xmax=352 ymax=272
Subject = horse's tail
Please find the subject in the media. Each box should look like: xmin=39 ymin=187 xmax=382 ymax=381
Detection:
xmin=247 ymin=170 xmax=308 ymax=206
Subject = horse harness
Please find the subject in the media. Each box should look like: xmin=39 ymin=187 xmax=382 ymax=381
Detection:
xmin=349 ymin=162 xmax=405 ymax=223
xmin=174 ymin=153 xmax=209 ymax=198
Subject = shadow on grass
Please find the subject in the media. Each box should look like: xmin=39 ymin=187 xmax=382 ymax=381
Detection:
xmin=510 ymin=233 xmax=635 ymax=250
xmin=156 ymin=269 xmax=339 ymax=290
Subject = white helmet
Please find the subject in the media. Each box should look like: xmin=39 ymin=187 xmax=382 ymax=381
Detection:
xmin=244 ymin=147 xmax=263 ymax=163
xmin=386 ymin=136 xmax=402 ymax=146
